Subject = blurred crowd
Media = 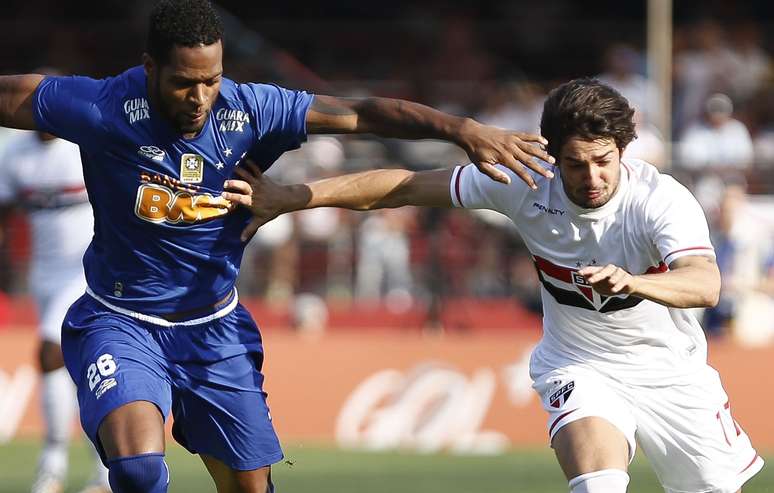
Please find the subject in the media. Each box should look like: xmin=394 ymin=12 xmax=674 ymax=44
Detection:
xmin=0 ymin=6 xmax=773 ymax=341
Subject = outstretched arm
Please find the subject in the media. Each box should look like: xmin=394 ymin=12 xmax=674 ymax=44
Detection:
xmin=0 ymin=75 xmax=44 ymax=130
xmin=222 ymin=160 xmax=453 ymax=241
xmin=306 ymin=95 xmax=554 ymax=188
xmin=579 ymin=255 xmax=720 ymax=309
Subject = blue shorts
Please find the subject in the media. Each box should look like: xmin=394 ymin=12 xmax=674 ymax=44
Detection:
xmin=61 ymin=293 xmax=283 ymax=471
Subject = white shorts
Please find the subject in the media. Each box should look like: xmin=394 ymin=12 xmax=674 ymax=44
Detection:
xmin=32 ymin=272 xmax=87 ymax=344
xmin=533 ymin=364 xmax=763 ymax=493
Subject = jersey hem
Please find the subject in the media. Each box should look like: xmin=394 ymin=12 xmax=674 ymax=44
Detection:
xmin=85 ymin=286 xmax=239 ymax=327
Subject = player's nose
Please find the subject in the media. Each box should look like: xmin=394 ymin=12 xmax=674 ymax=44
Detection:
xmin=188 ymin=83 xmax=208 ymax=106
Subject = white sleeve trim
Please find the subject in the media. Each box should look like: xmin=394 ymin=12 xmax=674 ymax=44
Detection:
xmin=663 ymin=246 xmax=716 ymax=264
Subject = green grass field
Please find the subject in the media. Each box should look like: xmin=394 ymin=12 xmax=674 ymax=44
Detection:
xmin=0 ymin=440 xmax=770 ymax=492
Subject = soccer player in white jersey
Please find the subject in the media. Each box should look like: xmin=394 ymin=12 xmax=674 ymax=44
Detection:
xmin=223 ymin=78 xmax=763 ymax=492
xmin=0 ymin=131 xmax=110 ymax=493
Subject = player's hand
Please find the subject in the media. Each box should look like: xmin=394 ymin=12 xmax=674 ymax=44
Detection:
xmin=456 ymin=119 xmax=555 ymax=189
xmin=221 ymin=160 xmax=295 ymax=242
xmin=578 ymin=264 xmax=640 ymax=296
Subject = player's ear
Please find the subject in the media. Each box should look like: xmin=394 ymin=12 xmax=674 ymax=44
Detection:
xmin=142 ymin=53 xmax=155 ymax=78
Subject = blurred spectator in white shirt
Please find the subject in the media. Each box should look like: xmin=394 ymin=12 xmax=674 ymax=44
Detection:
xmin=355 ymin=208 xmax=415 ymax=312
xmin=726 ymin=22 xmax=772 ymax=104
xmin=674 ymin=20 xmax=737 ymax=133
xmin=752 ymin=90 xmax=774 ymax=169
xmin=597 ymin=43 xmax=660 ymax=125
xmin=477 ymin=80 xmax=544 ymax=134
xmin=622 ymin=110 xmax=667 ymax=169
xmin=678 ymin=93 xmax=754 ymax=171
xmin=706 ymin=185 xmax=774 ymax=346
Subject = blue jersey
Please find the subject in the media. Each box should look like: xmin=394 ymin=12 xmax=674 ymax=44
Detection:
xmin=32 ymin=66 xmax=313 ymax=315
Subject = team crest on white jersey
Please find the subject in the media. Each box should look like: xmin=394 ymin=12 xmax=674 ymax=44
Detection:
xmin=534 ymin=255 xmax=642 ymax=313
xmin=180 ymin=154 xmax=204 ymax=183
xmin=138 ymin=145 xmax=166 ymax=162
xmin=124 ymin=98 xmax=150 ymax=124
xmin=216 ymin=108 xmax=250 ymax=132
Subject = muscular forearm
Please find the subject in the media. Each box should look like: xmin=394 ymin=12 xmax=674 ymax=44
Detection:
xmin=307 ymin=94 xmax=554 ymax=188
xmin=285 ymin=169 xmax=417 ymax=212
xmin=0 ymin=74 xmax=43 ymax=130
xmin=631 ymin=262 xmax=720 ymax=308
xmin=223 ymin=163 xmax=452 ymax=241
xmin=349 ymin=97 xmax=474 ymax=143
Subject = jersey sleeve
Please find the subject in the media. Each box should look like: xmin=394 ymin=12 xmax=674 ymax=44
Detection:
xmin=449 ymin=163 xmax=531 ymax=215
xmin=32 ymin=75 xmax=108 ymax=148
xmin=242 ymin=83 xmax=314 ymax=169
xmin=646 ymin=176 xmax=715 ymax=265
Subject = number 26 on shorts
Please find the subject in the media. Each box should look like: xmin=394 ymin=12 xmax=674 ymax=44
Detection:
xmin=87 ymin=353 xmax=118 ymax=391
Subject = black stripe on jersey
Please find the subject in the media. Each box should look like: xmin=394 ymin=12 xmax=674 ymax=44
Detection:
xmin=535 ymin=267 xmax=595 ymax=311
xmin=534 ymin=264 xmax=644 ymax=313
xmin=599 ymin=294 xmax=643 ymax=312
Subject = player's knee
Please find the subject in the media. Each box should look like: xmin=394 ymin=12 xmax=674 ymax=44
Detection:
xmin=232 ymin=469 xmax=273 ymax=493
xmin=108 ymin=453 xmax=169 ymax=493
xmin=569 ymin=469 xmax=629 ymax=493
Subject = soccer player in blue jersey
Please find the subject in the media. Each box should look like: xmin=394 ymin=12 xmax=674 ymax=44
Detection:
xmin=0 ymin=1 xmax=553 ymax=492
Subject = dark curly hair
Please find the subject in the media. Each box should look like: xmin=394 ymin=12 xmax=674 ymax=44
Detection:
xmin=540 ymin=78 xmax=636 ymax=158
xmin=147 ymin=0 xmax=224 ymax=63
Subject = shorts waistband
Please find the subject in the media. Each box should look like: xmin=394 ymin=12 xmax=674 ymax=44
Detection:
xmin=85 ymin=287 xmax=239 ymax=327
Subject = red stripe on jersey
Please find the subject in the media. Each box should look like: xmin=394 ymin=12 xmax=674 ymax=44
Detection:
xmin=59 ymin=185 xmax=88 ymax=194
xmin=645 ymin=262 xmax=668 ymax=274
xmin=549 ymin=408 xmax=579 ymax=436
xmin=664 ymin=246 xmax=714 ymax=262
xmin=739 ymin=454 xmax=761 ymax=475
xmin=454 ymin=166 xmax=465 ymax=207
xmin=724 ymin=401 xmax=742 ymax=436
xmin=20 ymin=185 xmax=87 ymax=196
xmin=579 ymin=286 xmax=593 ymax=300
xmin=533 ymin=255 xmax=574 ymax=283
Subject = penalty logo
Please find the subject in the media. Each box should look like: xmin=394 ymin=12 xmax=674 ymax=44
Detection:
xmin=549 ymin=381 xmax=575 ymax=408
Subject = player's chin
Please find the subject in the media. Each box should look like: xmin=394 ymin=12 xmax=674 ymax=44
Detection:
xmin=577 ymin=193 xmax=610 ymax=209
xmin=178 ymin=119 xmax=206 ymax=135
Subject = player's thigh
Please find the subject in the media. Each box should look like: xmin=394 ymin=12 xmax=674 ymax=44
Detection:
xmin=61 ymin=295 xmax=173 ymax=462
xmin=533 ymin=367 xmax=635 ymax=479
xmin=201 ymin=455 xmax=272 ymax=493
xmin=634 ymin=367 xmax=763 ymax=493
xmin=552 ymin=416 xmax=629 ymax=480
xmin=168 ymin=306 xmax=283 ymax=471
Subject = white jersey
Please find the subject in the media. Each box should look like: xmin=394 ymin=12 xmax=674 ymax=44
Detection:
xmin=0 ymin=132 xmax=92 ymax=288
xmin=450 ymin=158 xmax=715 ymax=384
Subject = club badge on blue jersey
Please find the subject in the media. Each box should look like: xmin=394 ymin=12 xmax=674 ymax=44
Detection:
xmin=180 ymin=153 xmax=204 ymax=183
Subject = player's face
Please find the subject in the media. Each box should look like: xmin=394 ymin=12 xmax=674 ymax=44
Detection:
xmin=144 ymin=41 xmax=223 ymax=137
xmin=558 ymin=137 xmax=622 ymax=208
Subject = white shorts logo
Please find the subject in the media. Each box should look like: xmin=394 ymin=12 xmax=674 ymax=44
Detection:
xmin=95 ymin=378 xmax=117 ymax=399
xmin=87 ymin=353 xmax=118 ymax=398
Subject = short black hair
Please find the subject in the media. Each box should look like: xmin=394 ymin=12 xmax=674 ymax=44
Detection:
xmin=147 ymin=0 xmax=224 ymax=63
xmin=540 ymin=78 xmax=636 ymax=157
